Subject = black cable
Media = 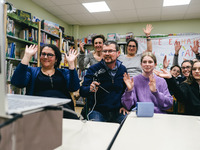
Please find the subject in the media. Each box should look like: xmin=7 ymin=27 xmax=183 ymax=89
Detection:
xmin=106 ymin=114 xmax=128 ymax=150
xmin=0 ymin=114 xmax=23 ymax=129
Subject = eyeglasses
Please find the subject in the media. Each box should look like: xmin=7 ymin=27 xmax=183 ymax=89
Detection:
xmin=128 ymin=45 xmax=136 ymax=48
xmin=41 ymin=52 xmax=55 ymax=58
xmin=102 ymin=50 xmax=117 ymax=53
xmin=181 ymin=66 xmax=191 ymax=70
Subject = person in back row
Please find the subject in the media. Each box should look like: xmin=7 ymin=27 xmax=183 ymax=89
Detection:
xmin=80 ymin=41 xmax=128 ymax=123
xmin=118 ymin=24 xmax=153 ymax=77
xmin=11 ymin=44 xmax=80 ymax=119
xmin=78 ymin=34 xmax=105 ymax=71
xmin=121 ymin=52 xmax=173 ymax=113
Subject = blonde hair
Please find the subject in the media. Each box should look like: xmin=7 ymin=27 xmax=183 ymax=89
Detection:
xmin=141 ymin=52 xmax=157 ymax=64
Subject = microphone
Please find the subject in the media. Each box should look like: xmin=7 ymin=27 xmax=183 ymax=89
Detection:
xmin=93 ymin=68 xmax=109 ymax=93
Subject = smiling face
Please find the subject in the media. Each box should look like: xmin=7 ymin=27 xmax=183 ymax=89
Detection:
xmin=94 ymin=38 xmax=104 ymax=52
xmin=102 ymin=44 xmax=120 ymax=65
xmin=40 ymin=46 xmax=57 ymax=69
xmin=170 ymin=66 xmax=181 ymax=78
xmin=141 ymin=56 xmax=156 ymax=74
xmin=192 ymin=62 xmax=200 ymax=81
xmin=127 ymin=41 xmax=137 ymax=56
xmin=181 ymin=62 xmax=192 ymax=78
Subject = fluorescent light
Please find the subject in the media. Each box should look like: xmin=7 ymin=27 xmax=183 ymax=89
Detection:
xmin=82 ymin=1 xmax=110 ymax=13
xmin=163 ymin=0 xmax=191 ymax=7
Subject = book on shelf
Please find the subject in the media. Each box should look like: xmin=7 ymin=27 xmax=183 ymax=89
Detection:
xmin=6 ymin=17 xmax=15 ymax=36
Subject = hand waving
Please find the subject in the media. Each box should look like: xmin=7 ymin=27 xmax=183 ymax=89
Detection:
xmin=21 ymin=45 xmax=38 ymax=65
xmin=79 ymin=41 xmax=85 ymax=53
xmin=149 ymin=74 xmax=156 ymax=93
xmin=190 ymin=40 xmax=199 ymax=54
xmin=123 ymin=73 xmax=134 ymax=91
xmin=174 ymin=41 xmax=182 ymax=55
xmin=143 ymin=24 xmax=153 ymax=36
xmin=65 ymin=49 xmax=79 ymax=69
xmin=154 ymin=69 xmax=172 ymax=79
xmin=163 ymin=55 xmax=170 ymax=70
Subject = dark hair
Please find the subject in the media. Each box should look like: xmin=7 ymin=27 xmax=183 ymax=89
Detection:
xmin=126 ymin=38 xmax=138 ymax=52
xmin=92 ymin=34 xmax=105 ymax=46
xmin=104 ymin=41 xmax=119 ymax=51
xmin=40 ymin=44 xmax=61 ymax=68
xmin=185 ymin=60 xmax=200 ymax=84
xmin=170 ymin=65 xmax=182 ymax=76
xmin=181 ymin=60 xmax=193 ymax=67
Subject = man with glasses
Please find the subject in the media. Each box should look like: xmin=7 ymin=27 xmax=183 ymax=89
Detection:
xmin=80 ymin=41 xmax=129 ymax=123
xmin=118 ymin=24 xmax=153 ymax=77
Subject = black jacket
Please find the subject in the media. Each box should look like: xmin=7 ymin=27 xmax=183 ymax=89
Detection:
xmin=166 ymin=77 xmax=200 ymax=116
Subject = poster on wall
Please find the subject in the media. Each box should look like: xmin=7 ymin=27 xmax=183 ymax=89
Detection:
xmin=136 ymin=34 xmax=200 ymax=71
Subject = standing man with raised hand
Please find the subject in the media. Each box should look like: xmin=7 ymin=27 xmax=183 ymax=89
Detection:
xmin=80 ymin=41 xmax=128 ymax=123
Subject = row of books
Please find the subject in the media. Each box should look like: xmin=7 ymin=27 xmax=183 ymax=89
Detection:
xmin=7 ymin=17 xmax=38 ymax=43
xmin=19 ymin=28 xmax=38 ymax=43
xmin=40 ymin=32 xmax=59 ymax=47
xmin=6 ymin=42 xmax=37 ymax=61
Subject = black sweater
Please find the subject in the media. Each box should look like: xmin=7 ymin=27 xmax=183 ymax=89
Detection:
xmin=166 ymin=77 xmax=200 ymax=116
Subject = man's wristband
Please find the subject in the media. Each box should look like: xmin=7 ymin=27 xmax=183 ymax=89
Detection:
xmin=195 ymin=53 xmax=200 ymax=56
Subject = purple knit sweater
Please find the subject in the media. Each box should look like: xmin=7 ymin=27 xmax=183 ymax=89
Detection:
xmin=121 ymin=74 xmax=173 ymax=113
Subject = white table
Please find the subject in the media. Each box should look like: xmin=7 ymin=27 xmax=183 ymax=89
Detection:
xmin=55 ymin=119 xmax=119 ymax=150
xmin=111 ymin=112 xmax=200 ymax=150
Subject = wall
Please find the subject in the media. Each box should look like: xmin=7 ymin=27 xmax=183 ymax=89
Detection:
xmin=6 ymin=0 xmax=72 ymax=35
xmin=79 ymin=19 xmax=200 ymax=39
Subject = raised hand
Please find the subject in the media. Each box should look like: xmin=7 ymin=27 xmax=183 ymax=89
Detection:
xmin=123 ymin=72 xmax=134 ymax=91
xmin=79 ymin=41 xmax=85 ymax=53
xmin=143 ymin=24 xmax=153 ymax=36
xmin=149 ymin=74 xmax=156 ymax=93
xmin=65 ymin=49 xmax=79 ymax=69
xmin=190 ymin=40 xmax=199 ymax=54
xmin=174 ymin=41 xmax=182 ymax=55
xmin=21 ymin=45 xmax=38 ymax=65
xmin=154 ymin=69 xmax=172 ymax=79
xmin=163 ymin=55 xmax=170 ymax=70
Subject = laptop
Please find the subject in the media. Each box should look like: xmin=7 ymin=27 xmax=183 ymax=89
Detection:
xmin=0 ymin=1 xmax=70 ymax=118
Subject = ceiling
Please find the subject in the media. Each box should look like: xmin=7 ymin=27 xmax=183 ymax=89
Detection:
xmin=32 ymin=0 xmax=200 ymax=25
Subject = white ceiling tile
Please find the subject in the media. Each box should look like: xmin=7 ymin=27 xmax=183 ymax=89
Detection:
xmin=139 ymin=16 xmax=161 ymax=22
xmin=187 ymin=6 xmax=200 ymax=14
xmin=162 ymin=6 xmax=188 ymax=15
xmin=184 ymin=13 xmax=200 ymax=19
xmin=113 ymin=10 xmax=138 ymax=18
xmin=57 ymin=14 xmax=80 ymax=24
xmin=161 ymin=15 xmax=184 ymax=21
xmin=50 ymin=0 xmax=79 ymax=5
xmin=47 ymin=6 xmax=66 ymax=16
xmin=59 ymin=4 xmax=89 ymax=14
xmin=32 ymin=0 xmax=56 ymax=7
xmin=71 ymin=14 xmax=97 ymax=21
xmin=107 ymin=0 xmax=135 ymax=11
xmin=137 ymin=8 xmax=161 ymax=17
xmin=134 ymin=0 xmax=163 ymax=8
xmin=118 ymin=17 xmax=139 ymax=23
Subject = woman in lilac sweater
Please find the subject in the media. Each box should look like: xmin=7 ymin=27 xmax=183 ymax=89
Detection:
xmin=121 ymin=52 xmax=173 ymax=113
